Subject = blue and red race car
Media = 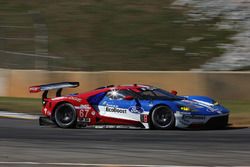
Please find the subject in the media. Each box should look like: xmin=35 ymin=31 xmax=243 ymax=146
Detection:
xmin=29 ymin=82 xmax=229 ymax=129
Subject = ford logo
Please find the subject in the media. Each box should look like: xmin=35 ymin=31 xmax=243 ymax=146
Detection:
xmin=128 ymin=106 xmax=144 ymax=114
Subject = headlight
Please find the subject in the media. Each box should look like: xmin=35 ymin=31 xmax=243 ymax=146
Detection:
xmin=213 ymin=101 xmax=219 ymax=105
xmin=179 ymin=106 xmax=191 ymax=112
xmin=211 ymin=99 xmax=219 ymax=105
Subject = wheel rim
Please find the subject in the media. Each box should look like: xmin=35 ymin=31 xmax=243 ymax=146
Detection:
xmin=56 ymin=105 xmax=74 ymax=125
xmin=153 ymin=107 xmax=173 ymax=127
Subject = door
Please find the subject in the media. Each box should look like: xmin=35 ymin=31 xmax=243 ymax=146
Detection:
xmin=98 ymin=89 xmax=143 ymax=123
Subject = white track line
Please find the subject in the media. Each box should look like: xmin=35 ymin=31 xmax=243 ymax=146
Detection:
xmin=0 ymin=37 xmax=46 ymax=42
xmin=0 ymin=111 xmax=38 ymax=120
xmin=0 ymin=50 xmax=60 ymax=59
xmin=103 ymin=70 xmax=250 ymax=74
xmin=0 ymin=162 xmax=247 ymax=167
xmin=0 ymin=25 xmax=32 ymax=29
xmin=0 ymin=162 xmax=239 ymax=167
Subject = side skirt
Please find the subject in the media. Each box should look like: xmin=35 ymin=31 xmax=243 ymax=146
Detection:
xmin=39 ymin=116 xmax=55 ymax=126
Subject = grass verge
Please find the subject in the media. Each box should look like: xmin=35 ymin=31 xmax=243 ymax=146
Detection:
xmin=0 ymin=97 xmax=41 ymax=114
xmin=221 ymin=100 xmax=250 ymax=126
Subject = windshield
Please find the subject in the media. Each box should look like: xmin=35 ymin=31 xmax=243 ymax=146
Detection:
xmin=136 ymin=88 xmax=185 ymax=100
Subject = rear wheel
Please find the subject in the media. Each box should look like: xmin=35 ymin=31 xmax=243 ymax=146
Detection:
xmin=150 ymin=105 xmax=175 ymax=130
xmin=54 ymin=103 xmax=77 ymax=128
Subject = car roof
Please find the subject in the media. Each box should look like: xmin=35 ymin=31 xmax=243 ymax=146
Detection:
xmin=107 ymin=84 xmax=156 ymax=90
xmin=78 ymin=84 xmax=155 ymax=98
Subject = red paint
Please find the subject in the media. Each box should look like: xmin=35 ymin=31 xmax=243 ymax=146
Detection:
xmin=31 ymin=84 xmax=153 ymax=127
xmin=29 ymin=86 xmax=41 ymax=93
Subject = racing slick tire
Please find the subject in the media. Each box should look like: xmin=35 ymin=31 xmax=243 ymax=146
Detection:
xmin=150 ymin=105 xmax=175 ymax=130
xmin=54 ymin=103 xmax=77 ymax=128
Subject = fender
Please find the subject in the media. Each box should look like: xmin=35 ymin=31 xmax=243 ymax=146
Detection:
xmin=186 ymin=96 xmax=217 ymax=105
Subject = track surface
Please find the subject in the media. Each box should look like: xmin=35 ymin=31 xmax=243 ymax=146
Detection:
xmin=0 ymin=118 xmax=250 ymax=166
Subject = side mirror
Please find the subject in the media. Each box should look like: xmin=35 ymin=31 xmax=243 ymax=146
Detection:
xmin=171 ymin=90 xmax=177 ymax=95
xmin=124 ymin=96 xmax=134 ymax=100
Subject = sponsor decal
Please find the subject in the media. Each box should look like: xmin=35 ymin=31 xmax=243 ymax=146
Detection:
xmin=77 ymin=105 xmax=92 ymax=118
xmin=179 ymin=119 xmax=190 ymax=125
xmin=52 ymin=97 xmax=65 ymax=101
xmin=181 ymin=112 xmax=191 ymax=115
xmin=79 ymin=110 xmax=85 ymax=118
xmin=128 ymin=106 xmax=144 ymax=114
xmin=140 ymin=114 xmax=149 ymax=123
xmin=79 ymin=117 xmax=91 ymax=123
xmin=80 ymin=104 xmax=91 ymax=110
xmin=68 ymin=97 xmax=82 ymax=102
xmin=44 ymin=108 xmax=47 ymax=113
xmin=183 ymin=115 xmax=205 ymax=120
xmin=106 ymin=106 xmax=126 ymax=114
xmin=75 ymin=104 xmax=91 ymax=111
xmin=43 ymin=108 xmax=51 ymax=116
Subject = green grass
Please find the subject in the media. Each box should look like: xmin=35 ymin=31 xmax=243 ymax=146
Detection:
xmin=221 ymin=100 xmax=250 ymax=126
xmin=0 ymin=97 xmax=41 ymax=114
xmin=0 ymin=0 xmax=236 ymax=70
xmin=0 ymin=97 xmax=249 ymax=126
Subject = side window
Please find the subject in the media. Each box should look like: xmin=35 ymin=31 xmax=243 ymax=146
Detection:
xmin=106 ymin=90 xmax=133 ymax=100
xmin=141 ymin=90 xmax=155 ymax=97
xmin=153 ymin=90 xmax=166 ymax=97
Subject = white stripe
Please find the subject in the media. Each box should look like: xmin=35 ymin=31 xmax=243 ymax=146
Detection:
xmin=0 ymin=111 xmax=39 ymax=120
xmin=192 ymin=100 xmax=214 ymax=106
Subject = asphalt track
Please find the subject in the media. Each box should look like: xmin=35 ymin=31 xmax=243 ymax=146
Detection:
xmin=0 ymin=118 xmax=250 ymax=166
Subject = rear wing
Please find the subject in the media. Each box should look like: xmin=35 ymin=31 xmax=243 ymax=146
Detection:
xmin=29 ymin=82 xmax=79 ymax=93
xmin=29 ymin=82 xmax=79 ymax=101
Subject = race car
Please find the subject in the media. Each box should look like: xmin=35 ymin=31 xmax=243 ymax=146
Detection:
xmin=29 ymin=82 xmax=230 ymax=129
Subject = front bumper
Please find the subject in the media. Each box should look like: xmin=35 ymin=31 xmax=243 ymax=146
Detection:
xmin=204 ymin=115 xmax=229 ymax=129
xmin=175 ymin=111 xmax=229 ymax=129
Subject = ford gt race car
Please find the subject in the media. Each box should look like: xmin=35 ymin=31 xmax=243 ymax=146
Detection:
xmin=29 ymin=82 xmax=230 ymax=129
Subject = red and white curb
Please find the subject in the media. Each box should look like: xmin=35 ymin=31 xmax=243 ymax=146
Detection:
xmin=0 ymin=111 xmax=39 ymax=120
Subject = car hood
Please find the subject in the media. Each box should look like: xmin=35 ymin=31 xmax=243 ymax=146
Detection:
xmin=174 ymin=99 xmax=229 ymax=115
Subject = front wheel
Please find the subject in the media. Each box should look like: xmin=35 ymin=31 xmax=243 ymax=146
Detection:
xmin=54 ymin=103 xmax=77 ymax=128
xmin=150 ymin=105 xmax=175 ymax=130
